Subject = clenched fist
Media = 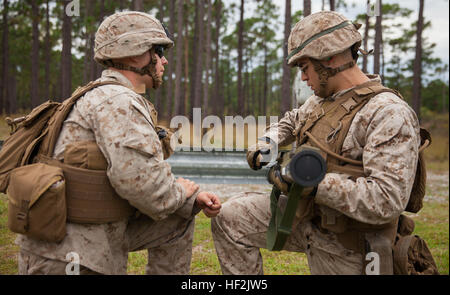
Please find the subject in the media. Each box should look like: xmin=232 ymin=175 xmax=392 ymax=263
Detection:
xmin=195 ymin=191 xmax=222 ymax=218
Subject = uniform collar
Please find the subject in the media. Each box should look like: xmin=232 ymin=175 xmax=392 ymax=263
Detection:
xmin=101 ymin=69 xmax=146 ymax=94
xmin=327 ymin=74 xmax=381 ymax=101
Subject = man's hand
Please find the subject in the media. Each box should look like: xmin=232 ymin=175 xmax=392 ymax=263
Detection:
xmin=156 ymin=125 xmax=182 ymax=160
xmin=176 ymin=177 xmax=199 ymax=198
xmin=247 ymin=141 xmax=272 ymax=170
xmin=195 ymin=191 xmax=222 ymax=218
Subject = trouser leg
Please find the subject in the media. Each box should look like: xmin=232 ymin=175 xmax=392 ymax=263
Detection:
xmin=126 ymin=213 xmax=195 ymax=275
xmin=211 ymin=192 xmax=307 ymax=275
xmin=18 ymin=249 xmax=100 ymax=275
xmin=211 ymin=192 xmax=362 ymax=275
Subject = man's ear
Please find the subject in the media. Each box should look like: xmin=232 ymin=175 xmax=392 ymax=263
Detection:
xmin=112 ymin=56 xmax=134 ymax=66
xmin=125 ymin=56 xmax=140 ymax=67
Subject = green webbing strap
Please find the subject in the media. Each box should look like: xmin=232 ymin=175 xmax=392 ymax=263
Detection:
xmin=286 ymin=20 xmax=353 ymax=63
xmin=266 ymin=184 xmax=304 ymax=251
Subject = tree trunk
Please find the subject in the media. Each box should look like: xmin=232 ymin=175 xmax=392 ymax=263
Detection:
xmin=263 ymin=51 xmax=268 ymax=114
xmin=202 ymin=0 xmax=212 ymax=115
xmin=329 ymin=0 xmax=335 ymax=11
xmin=189 ymin=0 xmax=199 ymax=118
xmin=373 ymin=0 xmax=382 ymax=75
xmin=281 ymin=0 xmax=292 ymax=115
xmin=237 ymin=0 xmax=244 ymax=114
xmin=9 ymin=75 xmax=16 ymax=113
xmin=303 ymin=0 xmax=311 ymax=17
xmin=83 ymin=0 xmax=93 ymax=84
xmin=133 ymin=0 xmax=143 ymax=11
xmin=174 ymin=0 xmax=184 ymax=116
xmin=31 ymin=0 xmax=40 ymax=108
xmin=95 ymin=0 xmax=105 ymax=79
xmin=1 ymin=0 xmax=9 ymax=114
xmin=44 ymin=0 xmax=51 ymax=100
xmin=183 ymin=22 xmax=189 ymax=116
xmin=381 ymin=35 xmax=385 ymax=82
xmin=213 ymin=0 xmax=222 ymax=116
xmin=362 ymin=0 xmax=370 ymax=73
xmin=61 ymin=0 xmax=73 ymax=100
xmin=153 ymin=0 xmax=164 ymax=113
xmin=412 ymin=0 xmax=424 ymax=120
xmin=194 ymin=0 xmax=204 ymax=113
xmin=244 ymin=61 xmax=248 ymax=114
xmin=165 ymin=0 xmax=175 ymax=120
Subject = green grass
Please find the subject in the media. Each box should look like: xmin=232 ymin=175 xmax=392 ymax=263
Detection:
xmin=421 ymin=112 xmax=449 ymax=172
xmin=0 ymin=194 xmax=20 ymax=274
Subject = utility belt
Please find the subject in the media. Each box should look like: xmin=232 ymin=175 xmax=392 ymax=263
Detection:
xmin=7 ymin=141 xmax=135 ymax=243
xmin=311 ymin=206 xmax=398 ymax=275
xmin=39 ymin=141 xmax=136 ymax=224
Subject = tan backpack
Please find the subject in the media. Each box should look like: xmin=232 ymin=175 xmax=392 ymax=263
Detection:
xmin=0 ymin=81 xmax=124 ymax=242
xmin=0 ymin=81 xmax=122 ymax=193
xmin=393 ymin=215 xmax=439 ymax=275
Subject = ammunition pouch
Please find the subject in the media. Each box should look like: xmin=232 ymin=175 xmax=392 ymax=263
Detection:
xmin=7 ymin=163 xmax=67 ymax=242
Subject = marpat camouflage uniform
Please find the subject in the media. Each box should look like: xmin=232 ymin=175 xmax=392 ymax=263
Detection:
xmin=211 ymin=75 xmax=421 ymax=275
xmin=16 ymin=69 xmax=200 ymax=275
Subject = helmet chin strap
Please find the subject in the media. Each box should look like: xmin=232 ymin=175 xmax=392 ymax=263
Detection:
xmin=310 ymin=58 xmax=356 ymax=98
xmin=103 ymin=50 xmax=163 ymax=90
xmin=148 ymin=51 xmax=162 ymax=89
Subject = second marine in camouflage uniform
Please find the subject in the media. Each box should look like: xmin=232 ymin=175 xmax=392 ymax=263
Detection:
xmin=211 ymin=11 xmax=421 ymax=275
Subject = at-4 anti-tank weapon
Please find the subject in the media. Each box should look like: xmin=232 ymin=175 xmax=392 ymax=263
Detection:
xmin=266 ymin=145 xmax=326 ymax=251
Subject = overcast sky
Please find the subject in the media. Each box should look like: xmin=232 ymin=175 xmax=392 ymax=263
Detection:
xmin=230 ymin=0 xmax=449 ymax=81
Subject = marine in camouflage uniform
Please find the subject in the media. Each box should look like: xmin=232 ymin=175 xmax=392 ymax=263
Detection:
xmin=211 ymin=11 xmax=421 ymax=275
xmin=16 ymin=11 xmax=221 ymax=275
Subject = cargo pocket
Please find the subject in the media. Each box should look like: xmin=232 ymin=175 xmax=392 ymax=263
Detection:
xmin=7 ymin=163 xmax=66 ymax=243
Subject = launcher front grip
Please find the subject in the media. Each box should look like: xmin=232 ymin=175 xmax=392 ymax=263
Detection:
xmin=266 ymin=146 xmax=326 ymax=251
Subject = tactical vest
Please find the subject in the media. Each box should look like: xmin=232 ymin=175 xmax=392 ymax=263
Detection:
xmin=293 ymin=81 xmax=429 ymax=273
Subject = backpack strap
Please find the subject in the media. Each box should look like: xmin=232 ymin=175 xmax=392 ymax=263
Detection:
xmin=38 ymin=81 xmax=125 ymax=158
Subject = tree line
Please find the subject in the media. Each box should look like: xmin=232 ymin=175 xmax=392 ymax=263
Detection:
xmin=0 ymin=0 xmax=448 ymax=123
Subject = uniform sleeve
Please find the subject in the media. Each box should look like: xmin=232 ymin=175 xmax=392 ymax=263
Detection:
xmin=88 ymin=93 xmax=187 ymax=221
xmin=263 ymin=108 xmax=298 ymax=146
xmin=263 ymin=96 xmax=319 ymax=147
xmin=314 ymin=103 xmax=421 ymax=225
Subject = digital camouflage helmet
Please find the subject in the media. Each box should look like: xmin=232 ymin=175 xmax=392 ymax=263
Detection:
xmin=94 ymin=11 xmax=174 ymax=89
xmin=287 ymin=11 xmax=363 ymax=97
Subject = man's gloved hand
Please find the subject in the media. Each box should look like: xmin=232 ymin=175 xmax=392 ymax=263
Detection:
xmin=156 ymin=125 xmax=182 ymax=160
xmin=267 ymin=165 xmax=290 ymax=195
xmin=247 ymin=140 xmax=272 ymax=170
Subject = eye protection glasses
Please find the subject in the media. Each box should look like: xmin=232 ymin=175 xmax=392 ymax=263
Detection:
xmin=153 ymin=45 xmax=165 ymax=58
